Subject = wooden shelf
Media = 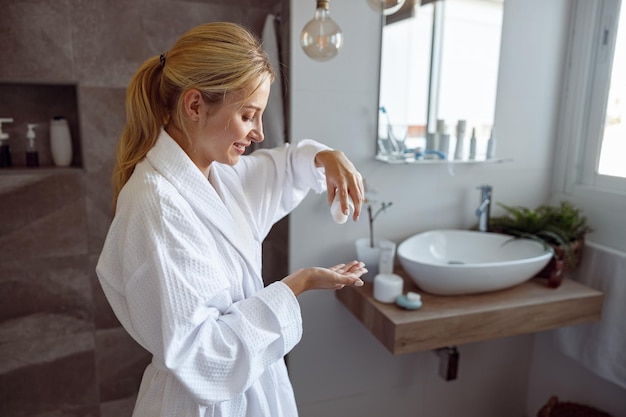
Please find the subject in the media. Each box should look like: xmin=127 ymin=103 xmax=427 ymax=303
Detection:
xmin=336 ymin=268 xmax=603 ymax=355
xmin=0 ymin=166 xmax=83 ymax=175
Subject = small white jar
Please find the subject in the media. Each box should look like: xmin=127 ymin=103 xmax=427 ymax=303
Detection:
xmin=373 ymin=273 xmax=403 ymax=303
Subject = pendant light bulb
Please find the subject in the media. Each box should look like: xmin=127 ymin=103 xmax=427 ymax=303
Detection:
xmin=300 ymin=0 xmax=343 ymax=62
xmin=366 ymin=0 xmax=406 ymax=16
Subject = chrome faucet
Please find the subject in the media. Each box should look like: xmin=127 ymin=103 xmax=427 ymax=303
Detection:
xmin=475 ymin=185 xmax=492 ymax=232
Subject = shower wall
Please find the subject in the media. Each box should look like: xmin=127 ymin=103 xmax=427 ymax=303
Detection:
xmin=0 ymin=1 xmax=287 ymax=416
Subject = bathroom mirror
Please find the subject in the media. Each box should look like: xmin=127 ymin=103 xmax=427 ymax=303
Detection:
xmin=376 ymin=0 xmax=504 ymax=164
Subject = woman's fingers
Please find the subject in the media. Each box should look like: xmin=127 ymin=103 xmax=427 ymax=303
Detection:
xmin=331 ymin=174 xmax=364 ymax=221
xmin=328 ymin=263 xmax=346 ymax=272
xmin=331 ymin=262 xmax=367 ymax=289
xmin=330 ymin=260 xmax=366 ymax=275
xmin=332 ymin=269 xmax=365 ymax=288
xmin=282 ymin=262 xmax=367 ymax=296
xmin=352 ymin=173 xmax=365 ymax=221
xmin=316 ymin=150 xmax=365 ymax=222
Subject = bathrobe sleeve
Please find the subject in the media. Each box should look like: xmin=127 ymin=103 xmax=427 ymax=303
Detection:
xmin=96 ymin=175 xmax=302 ymax=405
xmin=231 ymin=138 xmax=331 ymax=239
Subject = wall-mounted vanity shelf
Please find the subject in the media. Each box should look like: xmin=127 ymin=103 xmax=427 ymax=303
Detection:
xmin=375 ymin=154 xmax=511 ymax=165
xmin=336 ymin=266 xmax=603 ymax=355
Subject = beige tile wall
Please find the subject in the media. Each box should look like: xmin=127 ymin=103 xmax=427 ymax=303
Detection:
xmin=0 ymin=1 xmax=287 ymax=416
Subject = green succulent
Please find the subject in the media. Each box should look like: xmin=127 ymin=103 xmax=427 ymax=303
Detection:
xmin=489 ymin=201 xmax=592 ymax=269
xmin=535 ymin=201 xmax=592 ymax=242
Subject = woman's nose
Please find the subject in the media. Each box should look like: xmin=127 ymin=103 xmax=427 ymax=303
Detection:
xmin=250 ymin=121 xmax=264 ymax=143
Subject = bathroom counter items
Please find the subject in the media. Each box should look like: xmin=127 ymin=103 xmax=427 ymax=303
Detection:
xmin=336 ymin=267 xmax=603 ymax=355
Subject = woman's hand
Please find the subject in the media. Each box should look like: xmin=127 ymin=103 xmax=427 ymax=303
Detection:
xmin=282 ymin=260 xmax=367 ymax=297
xmin=315 ymin=150 xmax=364 ymax=222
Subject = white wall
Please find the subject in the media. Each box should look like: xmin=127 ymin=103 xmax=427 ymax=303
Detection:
xmin=527 ymin=332 xmax=626 ymax=416
xmin=286 ymin=1 xmax=598 ymax=416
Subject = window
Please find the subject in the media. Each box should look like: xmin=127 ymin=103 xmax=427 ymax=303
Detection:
xmin=597 ymin=1 xmax=626 ymax=178
xmin=560 ymin=0 xmax=626 ymax=194
xmin=553 ymin=0 xmax=626 ymax=251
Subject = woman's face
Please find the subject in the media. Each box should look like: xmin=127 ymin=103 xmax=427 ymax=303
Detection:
xmin=179 ymin=77 xmax=270 ymax=174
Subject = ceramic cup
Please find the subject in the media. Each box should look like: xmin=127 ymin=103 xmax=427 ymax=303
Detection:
xmin=355 ymin=238 xmax=396 ymax=280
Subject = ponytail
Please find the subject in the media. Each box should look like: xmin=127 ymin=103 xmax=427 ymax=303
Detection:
xmin=112 ymin=56 xmax=166 ymax=211
xmin=111 ymin=22 xmax=274 ymax=214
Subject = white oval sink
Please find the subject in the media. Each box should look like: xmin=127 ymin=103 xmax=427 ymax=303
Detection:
xmin=397 ymin=229 xmax=553 ymax=295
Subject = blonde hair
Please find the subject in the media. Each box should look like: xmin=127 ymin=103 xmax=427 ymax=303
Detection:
xmin=112 ymin=22 xmax=274 ymax=212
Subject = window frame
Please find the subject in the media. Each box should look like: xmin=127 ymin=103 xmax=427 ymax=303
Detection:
xmin=554 ymin=0 xmax=626 ymax=196
xmin=552 ymin=0 xmax=626 ymax=251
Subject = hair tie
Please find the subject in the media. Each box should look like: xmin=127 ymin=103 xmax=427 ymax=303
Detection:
xmin=160 ymin=53 xmax=167 ymax=68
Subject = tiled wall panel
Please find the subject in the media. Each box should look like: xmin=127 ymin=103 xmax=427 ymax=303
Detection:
xmin=0 ymin=1 xmax=285 ymax=416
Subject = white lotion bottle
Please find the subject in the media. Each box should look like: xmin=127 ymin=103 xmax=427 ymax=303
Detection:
xmin=469 ymin=127 xmax=477 ymax=160
xmin=486 ymin=127 xmax=496 ymax=159
xmin=50 ymin=116 xmax=73 ymax=167
xmin=378 ymin=241 xmax=395 ymax=275
xmin=439 ymin=122 xmax=450 ymax=159
xmin=454 ymin=120 xmax=466 ymax=160
xmin=425 ymin=119 xmax=445 ymax=160
xmin=330 ymin=193 xmax=354 ymax=224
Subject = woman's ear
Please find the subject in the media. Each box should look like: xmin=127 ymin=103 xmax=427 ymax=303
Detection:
xmin=181 ymin=89 xmax=204 ymax=122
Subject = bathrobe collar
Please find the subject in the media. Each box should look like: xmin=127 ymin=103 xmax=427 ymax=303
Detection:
xmin=145 ymin=128 xmax=262 ymax=285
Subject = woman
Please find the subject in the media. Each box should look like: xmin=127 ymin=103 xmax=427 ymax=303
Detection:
xmin=96 ymin=22 xmax=366 ymax=417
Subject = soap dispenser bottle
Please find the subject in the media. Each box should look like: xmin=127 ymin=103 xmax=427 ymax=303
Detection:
xmin=25 ymin=123 xmax=39 ymax=168
xmin=0 ymin=117 xmax=14 ymax=168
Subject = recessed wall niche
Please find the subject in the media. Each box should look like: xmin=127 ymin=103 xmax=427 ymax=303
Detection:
xmin=0 ymin=82 xmax=82 ymax=171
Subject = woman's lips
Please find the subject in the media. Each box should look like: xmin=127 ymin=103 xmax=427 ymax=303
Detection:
xmin=234 ymin=142 xmax=247 ymax=154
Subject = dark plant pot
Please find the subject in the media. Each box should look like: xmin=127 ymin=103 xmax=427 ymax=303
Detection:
xmin=536 ymin=237 xmax=585 ymax=288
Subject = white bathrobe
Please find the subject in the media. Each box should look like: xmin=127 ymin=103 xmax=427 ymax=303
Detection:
xmin=96 ymin=129 xmax=329 ymax=417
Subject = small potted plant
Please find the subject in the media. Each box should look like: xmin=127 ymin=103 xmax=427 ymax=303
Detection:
xmin=489 ymin=201 xmax=592 ymax=287
xmin=355 ymin=199 xmax=394 ymax=280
